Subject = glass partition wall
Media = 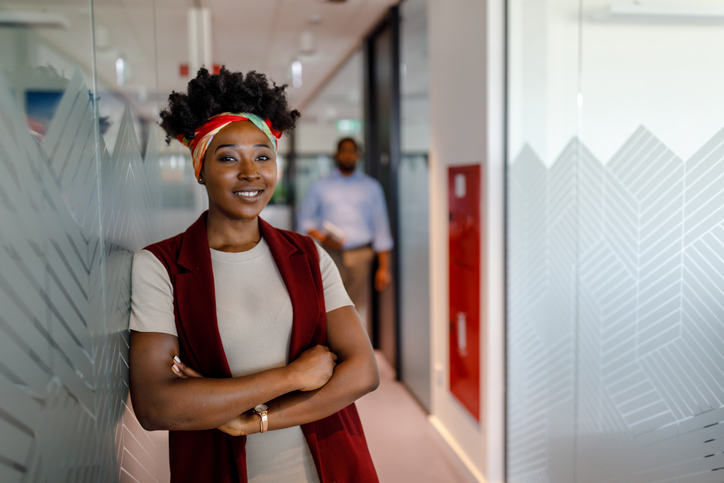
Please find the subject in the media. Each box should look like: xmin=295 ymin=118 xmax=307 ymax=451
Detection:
xmin=399 ymin=0 xmax=430 ymax=411
xmin=507 ymin=1 xmax=724 ymax=482
xmin=0 ymin=1 xmax=169 ymax=481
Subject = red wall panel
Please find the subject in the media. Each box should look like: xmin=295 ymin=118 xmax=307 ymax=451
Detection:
xmin=448 ymin=164 xmax=481 ymax=421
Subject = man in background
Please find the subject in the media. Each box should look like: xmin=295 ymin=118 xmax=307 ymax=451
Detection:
xmin=297 ymin=137 xmax=393 ymax=339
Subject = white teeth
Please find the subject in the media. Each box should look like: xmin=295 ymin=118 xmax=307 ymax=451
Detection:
xmin=235 ymin=191 xmax=261 ymax=198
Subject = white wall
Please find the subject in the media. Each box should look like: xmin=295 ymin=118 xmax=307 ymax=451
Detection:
xmin=428 ymin=0 xmax=505 ymax=481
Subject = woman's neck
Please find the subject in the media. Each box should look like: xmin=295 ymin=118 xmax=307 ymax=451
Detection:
xmin=206 ymin=210 xmax=261 ymax=253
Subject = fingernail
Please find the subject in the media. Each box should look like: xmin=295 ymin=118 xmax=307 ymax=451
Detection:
xmin=172 ymin=364 xmax=180 ymax=373
xmin=173 ymin=356 xmax=181 ymax=364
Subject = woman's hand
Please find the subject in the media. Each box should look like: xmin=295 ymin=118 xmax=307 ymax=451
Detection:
xmin=253 ymin=306 xmax=379 ymax=433
xmin=212 ymin=411 xmax=258 ymax=436
xmin=286 ymin=345 xmax=338 ymax=391
xmin=172 ymin=358 xmax=258 ymax=436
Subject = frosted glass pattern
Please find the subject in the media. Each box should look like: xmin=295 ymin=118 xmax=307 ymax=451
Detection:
xmin=507 ymin=0 xmax=724 ymax=479
xmin=0 ymin=66 xmax=164 ymax=482
xmin=508 ymin=127 xmax=724 ymax=482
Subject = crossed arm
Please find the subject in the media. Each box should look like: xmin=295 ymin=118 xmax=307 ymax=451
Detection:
xmin=129 ymin=305 xmax=379 ymax=434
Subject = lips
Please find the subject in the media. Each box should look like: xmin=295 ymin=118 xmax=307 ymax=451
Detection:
xmin=233 ymin=188 xmax=265 ymax=201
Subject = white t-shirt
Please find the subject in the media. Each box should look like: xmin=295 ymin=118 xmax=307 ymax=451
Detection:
xmin=129 ymin=237 xmax=353 ymax=483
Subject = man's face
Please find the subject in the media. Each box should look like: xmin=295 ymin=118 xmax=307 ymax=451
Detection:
xmin=335 ymin=140 xmax=358 ymax=174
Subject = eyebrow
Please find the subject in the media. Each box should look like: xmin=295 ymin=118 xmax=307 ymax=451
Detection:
xmin=215 ymin=143 xmax=271 ymax=152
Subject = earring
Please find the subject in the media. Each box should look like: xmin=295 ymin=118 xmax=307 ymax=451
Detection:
xmin=197 ymin=176 xmax=204 ymax=184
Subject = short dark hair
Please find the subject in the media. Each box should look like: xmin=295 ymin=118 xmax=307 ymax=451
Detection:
xmin=159 ymin=67 xmax=300 ymax=144
xmin=336 ymin=137 xmax=360 ymax=153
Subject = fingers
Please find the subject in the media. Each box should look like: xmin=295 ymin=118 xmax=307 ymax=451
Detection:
xmin=171 ymin=356 xmax=203 ymax=378
xmin=312 ymin=345 xmax=337 ymax=362
xmin=171 ymin=363 xmax=187 ymax=378
xmin=318 ymin=345 xmax=337 ymax=362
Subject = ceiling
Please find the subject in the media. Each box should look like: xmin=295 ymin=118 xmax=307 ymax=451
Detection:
xmin=1 ymin=0 xmax=397 ymax=118
xmin=156 ymin=0 xmax=398 ymax=109
xmin=302 ymin=0 xmax=429 ymax=130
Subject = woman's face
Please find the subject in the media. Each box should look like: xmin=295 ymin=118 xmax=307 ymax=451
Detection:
xmin=201 ymin=121 xmax=277 ymax=223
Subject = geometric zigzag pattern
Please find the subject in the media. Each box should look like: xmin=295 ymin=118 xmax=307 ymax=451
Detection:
xmin=0 ymin=68 xmax=163 ymax=482
xmin=508 ymin=127 xmax=724 ymax=483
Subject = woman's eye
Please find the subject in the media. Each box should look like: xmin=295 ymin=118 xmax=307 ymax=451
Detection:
xmin=220 ymin=156 xmax=236 ymax=162
xmin=257 ymin=155 xmax=270 ymax=161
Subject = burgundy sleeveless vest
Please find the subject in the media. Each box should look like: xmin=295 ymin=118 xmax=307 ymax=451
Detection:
xmin=144 ymin=213 xmax=378 ymax=483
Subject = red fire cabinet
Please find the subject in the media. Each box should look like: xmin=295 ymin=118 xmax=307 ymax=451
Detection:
xmin=448 ymin=164 xmax=481 ymax=421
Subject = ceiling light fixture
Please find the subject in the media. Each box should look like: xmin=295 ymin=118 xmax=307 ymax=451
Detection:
xmin=291 ymin=61 xmax=303 ymax=88
xmin=188 ymin=8 xmax=212 ymax=76
xmin=115 ymin=57 xmax=126 ymax=86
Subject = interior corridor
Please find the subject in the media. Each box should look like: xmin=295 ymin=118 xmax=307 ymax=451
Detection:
xmin=356 ymin=353 xmax=468 ymax=483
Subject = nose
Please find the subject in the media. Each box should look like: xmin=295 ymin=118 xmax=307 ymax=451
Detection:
xmin=237 ymin=158 xmax=260 ymax=181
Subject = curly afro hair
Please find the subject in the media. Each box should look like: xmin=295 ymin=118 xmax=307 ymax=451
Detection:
xmin=159 ymin=67 xmax=300 ymax=144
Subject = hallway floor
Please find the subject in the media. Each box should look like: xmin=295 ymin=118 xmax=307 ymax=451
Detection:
xmin=355 ymin=352 xmax=469 ymax=483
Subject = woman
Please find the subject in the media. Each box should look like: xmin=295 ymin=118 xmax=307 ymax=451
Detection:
xmin=129 ymin=67 xmax=380 ymax=483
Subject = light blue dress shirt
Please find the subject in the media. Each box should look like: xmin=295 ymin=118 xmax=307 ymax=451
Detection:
xmin=297 ymin=169 xmax=394 ymax=252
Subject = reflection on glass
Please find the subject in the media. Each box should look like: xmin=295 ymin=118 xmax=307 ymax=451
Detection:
xmin=0 ymin=0 xmax=168 ymax=481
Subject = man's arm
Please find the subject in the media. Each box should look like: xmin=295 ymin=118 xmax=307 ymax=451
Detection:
xmin=370 ymin=182 xmax=394 ymax=291
xmin=308 ymin=228 xmax=343 ymax=251
xmin=375 ymin=250 xmax=391 ymax=291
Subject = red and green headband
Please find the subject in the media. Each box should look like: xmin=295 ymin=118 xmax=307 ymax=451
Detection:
xmin=177 ymin=112 xmax=282 ymax=178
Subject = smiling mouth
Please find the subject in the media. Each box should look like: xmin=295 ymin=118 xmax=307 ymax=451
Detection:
xmin=233 ymin=190 xmax=264 ymax=200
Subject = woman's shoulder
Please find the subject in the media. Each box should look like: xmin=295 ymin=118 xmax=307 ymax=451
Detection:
xmin=143 ymin=212 xmax=207 ymax=263
xmin=262 ymin=223 xmax=318 ymax=255
xmin=131 ymin=249 xmax=172 ymax=291
xmin=275 ymin=227 xmax=313 ymax=244
xmin=141 ymin=230 xmax=192 ymax=274
xmin=144 ymin=231 xmax=185 ymax=257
